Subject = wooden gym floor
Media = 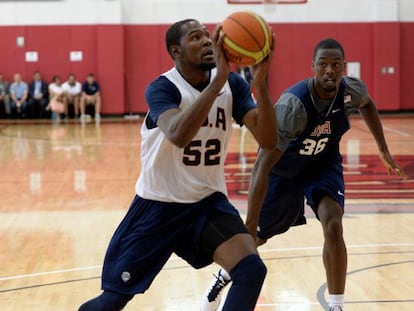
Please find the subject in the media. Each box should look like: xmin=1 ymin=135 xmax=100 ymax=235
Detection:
xmin=0 ymin=114 xmax=413 ymax=310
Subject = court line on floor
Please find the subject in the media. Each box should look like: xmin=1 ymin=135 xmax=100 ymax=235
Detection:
xmin=382 ymin=125 xmax=410 ymax=137
xmin=1 ymin=249 xmax=413 ymax=295
xmin=1 ymin=242 xmax=413 ymax=282
xmin=316 ymin=259 xmax=414 ymax=309
xmin=259 ymin=242 xmax=414 ymax=253
xmin=0 ymin=276 xmax=99 ymax=294
xmin=0 ymin=265 xmax=101 ymax=281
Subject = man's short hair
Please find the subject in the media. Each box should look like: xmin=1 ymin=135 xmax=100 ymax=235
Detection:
xmin=165 ymin=19 xmax=197 ymax=57
xmin=313 ymin=38 xmax=345 ymax=60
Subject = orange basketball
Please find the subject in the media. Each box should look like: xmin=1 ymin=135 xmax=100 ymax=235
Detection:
xmin=221 ymin=11 xmax=273 ymax=66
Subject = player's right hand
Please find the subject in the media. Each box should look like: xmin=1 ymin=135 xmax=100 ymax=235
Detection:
xmin=379 ymin=150 xmax=407 ymax=179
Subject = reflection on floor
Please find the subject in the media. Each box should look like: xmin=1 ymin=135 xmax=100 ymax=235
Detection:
xmin=0 ymin=116 xmax=413 ymax=310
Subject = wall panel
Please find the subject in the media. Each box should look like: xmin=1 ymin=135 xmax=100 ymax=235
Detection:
xmin=1 ymin=21 xmax=413 ymax=114
xmin=96 ymin=25 xmax=125 ymax=114
xmin=400 ymin=22 xmax=414 ymax=110
xmin=124 ymin=24 xmax=172 ymax=113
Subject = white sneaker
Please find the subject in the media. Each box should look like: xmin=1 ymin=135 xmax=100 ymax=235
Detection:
xmin=80 ymin=114 xmax=86 ymax=126
xmin=200 ymin=269 xmax=231 ymax=311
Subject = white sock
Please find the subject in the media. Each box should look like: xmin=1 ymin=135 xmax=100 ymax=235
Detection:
xmin=219 ymin=268 xmax=231 ymax=281
xmin=329 ymin=294 xmax=344 ymax=308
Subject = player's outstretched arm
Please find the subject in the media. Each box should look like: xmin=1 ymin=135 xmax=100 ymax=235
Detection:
xmin=359 ymin=96 xmax=407 ymax=179
xmin=246 ymin=148 xmax=282 ymax=241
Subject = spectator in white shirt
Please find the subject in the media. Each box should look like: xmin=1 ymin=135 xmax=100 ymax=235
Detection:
xmin=47 ymin=75 xmax=67 ymax=117
xmin=62 ymin=73 xmax=82 ymax=118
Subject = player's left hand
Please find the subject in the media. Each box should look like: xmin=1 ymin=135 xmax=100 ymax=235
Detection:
xmin=250 ymin=30 xmax=275 ymax=86
xmin=245 ymin=220 xmax=258 ymax=241
xmin=379 ymin=150 xmax=407 ymax=179
xmin=212 ymin=24 xmax=231 ymax=82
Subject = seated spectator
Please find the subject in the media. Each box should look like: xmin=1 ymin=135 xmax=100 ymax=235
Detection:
xmin=47 ymin=75 xmax=67 ymax=120
xmin=10 ymin=73 xmax=29 ymax=118
xmin=80 ymin=73 xmax=101 ymax=125
xmin=0 ymin=73 xmax=10 ymax=118
xmin=28 ymin=71 xmax=49 ymax=118
xmin=62 ymin=73 xmax=81 ymax=118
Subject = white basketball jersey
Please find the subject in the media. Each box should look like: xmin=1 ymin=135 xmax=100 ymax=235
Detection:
xmin=135 ymin=68 xmax=234 ymax=203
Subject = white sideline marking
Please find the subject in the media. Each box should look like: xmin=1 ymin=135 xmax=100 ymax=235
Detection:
xmin=0 ymin=265 xmax=101 ymax=281
xmin=1 ymin=242 xmax=413 ymax=281
xmin=383 ymin=126 xmax=410 ymax=137
xmin=260 ymin=242 xmax=414 ymax=253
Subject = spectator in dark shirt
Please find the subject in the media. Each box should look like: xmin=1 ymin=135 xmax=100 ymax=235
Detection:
xmin=0 ymin=73 xmax=10 ymax=118
xmin=80 ymin=73 xmax=101 ymax=125
xmin=28 ymin=71 xmax=49 ymax=118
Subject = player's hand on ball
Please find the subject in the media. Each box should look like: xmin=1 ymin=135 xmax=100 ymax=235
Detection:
xmin=250 ymin=30 xmax=275 ymax=87
xmin=379 ymin=150 xmax=407 ymax=179
xmin=212 ymin=24 xmax=231 ymax=82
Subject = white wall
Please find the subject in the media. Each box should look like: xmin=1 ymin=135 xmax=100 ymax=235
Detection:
xmin=121 ymin=0 xmax=409 ymax=24
xmin=399 ymin=0 xmax=414 ymax=22
xmin=0 ymin=0 xmax=413 ymax=26
xmin=0 ymin=0 xmax=122 ymax=25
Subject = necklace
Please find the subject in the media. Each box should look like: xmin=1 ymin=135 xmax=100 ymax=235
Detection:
xmin=310 ymin=79 xmax=338 ymax=118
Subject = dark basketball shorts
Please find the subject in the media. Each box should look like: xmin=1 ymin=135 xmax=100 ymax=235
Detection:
xmin=101 ymin=192 xmax=247 ymax=296
xmin=257 ymin=161 xmax=345 ymax=240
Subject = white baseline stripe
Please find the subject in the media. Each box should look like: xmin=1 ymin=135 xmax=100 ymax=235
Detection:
xmin=0 ymin=265 xmax=101 ymax=281
xmin=1 ymin=243 xmax=413 ymax=282
xmin=257 ymin=302 xmax=320 ymax=306
xmin=383 ymin=126 xmax=410 ymax=137
xmin=260 ymin=242 xmax=414 ymax=253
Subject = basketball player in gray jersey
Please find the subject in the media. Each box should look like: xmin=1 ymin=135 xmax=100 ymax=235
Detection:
xmin=202 ymin=38 xmax=406 ymax=311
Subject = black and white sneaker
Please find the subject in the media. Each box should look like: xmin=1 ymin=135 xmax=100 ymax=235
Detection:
xmin=200 ymin=269 xmax=231 ymax=311
xmin=329 ymin=306 xmax=343 ymax=311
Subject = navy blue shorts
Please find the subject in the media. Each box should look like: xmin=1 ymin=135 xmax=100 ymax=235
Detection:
xmin=101 ymin=192 xmax=245 ymax=295
xmin=257 ymin=161 xmax=345 ymax=240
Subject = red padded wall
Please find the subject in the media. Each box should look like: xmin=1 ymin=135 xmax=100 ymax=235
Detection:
xmin=372 ymin=22 xmax=401 ymax=111
xmin=400 ymin=22 xmax=414 ymax=111
xmin=0 ymin=22 xmax=413 ymax=114
xmin=96 ymin=25 xmax=125 ymax=114
xmin=124 ymin=24 xmax=173 ymax=113
xmin=0 ymin=25 xmax=124 ymax=114
xmin=124 ymin=22 xmax=406 ymax=112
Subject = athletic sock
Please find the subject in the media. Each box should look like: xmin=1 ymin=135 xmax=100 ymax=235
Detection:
xmin=329 ymin=294 xmax=344 ymax=308
xmin=221 ymin=254 xmax=267 ymax=311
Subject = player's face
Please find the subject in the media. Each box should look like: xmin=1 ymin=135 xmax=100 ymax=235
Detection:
xmin=178 ymin=21 xmax=215 ymax=71
xmin=312 ymin=48 xmax=345 ymax=98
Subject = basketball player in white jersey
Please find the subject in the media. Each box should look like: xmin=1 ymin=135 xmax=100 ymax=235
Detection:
xmin=78 ymin=19 xmax=278 ymax=311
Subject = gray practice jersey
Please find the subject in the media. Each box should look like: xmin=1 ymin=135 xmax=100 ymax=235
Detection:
xmin=274 ymin=76 xmax=369 ymax=152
